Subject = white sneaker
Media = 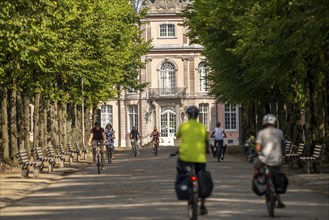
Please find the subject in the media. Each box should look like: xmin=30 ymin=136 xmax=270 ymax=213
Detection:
xmin=137 ymin=151 xmax=140 ymax=155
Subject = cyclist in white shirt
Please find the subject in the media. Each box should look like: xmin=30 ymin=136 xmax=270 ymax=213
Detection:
xmin=210 ymin=122 xmax=227 ymax=160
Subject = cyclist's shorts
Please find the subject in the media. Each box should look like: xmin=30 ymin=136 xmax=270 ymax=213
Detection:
xmin=177 ymin=159 xmax=206 ymax=175
xmin=254 ymin=158 xmax=281 ymax=174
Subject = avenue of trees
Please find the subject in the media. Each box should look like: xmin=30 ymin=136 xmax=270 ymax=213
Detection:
xmin=0 ymin=0 xmax=151 ymax=164
xmin=183 ymin=0 xmax=328 ymax=156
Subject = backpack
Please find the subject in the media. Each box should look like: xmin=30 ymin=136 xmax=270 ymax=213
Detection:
xmin=252 ymin=173 xmax=267 ymax=196
xmin=197 ymin=170 xmax=214 ymax=198
xmin=273 ymin=173 xmax=289 ymax=194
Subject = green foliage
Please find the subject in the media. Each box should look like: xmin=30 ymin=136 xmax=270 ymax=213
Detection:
xmin=183 ymin=0 xmax=328 ymax=106
xmin=0 ymin=0 xmax=151 ymax=105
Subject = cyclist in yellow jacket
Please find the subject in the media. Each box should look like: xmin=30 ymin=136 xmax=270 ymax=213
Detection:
xmin=176 ymin=105 xmax=210 ymax=215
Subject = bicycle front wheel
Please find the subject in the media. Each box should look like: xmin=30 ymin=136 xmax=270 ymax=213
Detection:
xmin=154 ymin=144 xmax=158 ymax=156
xmin=97 ymin=153 xmax=101 ymax=174
xmin=266 ymin=191 xmax=275 ymax=217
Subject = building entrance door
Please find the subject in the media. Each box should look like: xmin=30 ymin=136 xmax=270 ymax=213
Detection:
xmin=160 ymin=108 xmax=176 ymax=146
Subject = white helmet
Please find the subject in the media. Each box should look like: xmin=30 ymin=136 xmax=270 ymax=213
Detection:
xmin=262 ymin=114 xmax=277 ymax=126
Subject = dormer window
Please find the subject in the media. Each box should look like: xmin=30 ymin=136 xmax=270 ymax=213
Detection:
xmin=159 ymin=24 xmax=175 ymax=38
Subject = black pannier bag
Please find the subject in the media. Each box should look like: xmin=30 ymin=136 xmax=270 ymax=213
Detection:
xmin=252 ymin=173 xmax=267 ymax=196
xmin=197 ymin=171 xmax=214 ymax=198
xmin=273 ymin=172 xmax=289 ymax=194
xmin=175 ymin=172 xmax=190 ymax=200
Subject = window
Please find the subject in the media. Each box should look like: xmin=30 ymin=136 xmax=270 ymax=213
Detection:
xmin=199 ymin=62 xmax=208 ymax=91
xmin=159 ymin=24 xmax=175 ymax=37
xmin=100 ymin=105 xmax=113 ymax=128
xmin=224 ymin=104 xmax=237 ymax=130
xmin=160 ymin=62 xmax=176 ymax=95
xmin=199 ymin=103 xmax=209 ymax=129
xmin=128 ymin=105 xmax=138 ymax=131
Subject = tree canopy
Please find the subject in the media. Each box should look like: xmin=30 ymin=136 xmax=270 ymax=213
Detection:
xmin=183 ymin=0 xmax=328 ymax=147
xmin=0 ymin=0 xmax=151 ymax=106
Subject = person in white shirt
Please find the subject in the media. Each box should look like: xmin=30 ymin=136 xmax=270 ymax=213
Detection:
xmin=254 ymin=113 xmax=285 ymax=208
xmin=210 ymin=122 xmax=227 ymax=160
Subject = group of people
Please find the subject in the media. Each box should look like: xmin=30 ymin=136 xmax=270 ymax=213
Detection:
xmin=87 ymin=105 xmax=285 ymax=215
xmin=87 ymin=122 xmax=160 ymax=168
xmin=176 ymin=106 xmax=286 ymax=215
xmin=87 ymin=122 xmax=115 ymax=170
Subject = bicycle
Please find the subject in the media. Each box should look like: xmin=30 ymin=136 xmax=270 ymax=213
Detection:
xmin=213 ymin=140 xmax=221 ymax=162
xmin=263 ymin=165 xmax=276 ymax=217
xmin=106 ymin=142 xmax=114 ymax=163
xmin=170 ymin=152 xmax=199 ymax=220
xmin=187 ymin=164 xmax=199 ymax=220
xmin=95 ymin=142 xmax=102 ymax=174
xmin=131 ymin=139 xmax=138 ymax=157
xmin=153 ymin=140 xmax=159 ymax=156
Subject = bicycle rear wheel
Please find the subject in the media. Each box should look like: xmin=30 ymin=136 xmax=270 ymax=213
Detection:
xmin=187 ymin=187 xmax=198 ymax=220
xmin=217 ymin=147 xmax=220 ymax=162
xmin=266 ymin=191 xmax=275 ymax=217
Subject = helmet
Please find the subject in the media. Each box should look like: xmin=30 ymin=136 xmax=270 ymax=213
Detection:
xmin=262 ymin=114 xmax=277 ymax=126
xmin=186 ymin=106 xmax=199 ymax=119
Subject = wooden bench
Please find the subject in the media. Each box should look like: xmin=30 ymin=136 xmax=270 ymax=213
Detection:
xmin=300 ymin=144 xmax=325 ymax=174
xmin=80 ymin=143 xmax=87 ymax=160
xmin=47 ymin=145 xmax=65 ymax=168
xmin=16 ymin=149 xmax=42 ymax=178
xmin=283 ymin=141 xmax=293 ymax=163
xmin=285 ymin=143 xmax=305 ymax=168
xmin=68 ymin=143 xmax=80 ymax=162
xmin=32 ymin=147 xmax=56 ymax=172
xmin=57 ymin=144 xmax=73 ymax=165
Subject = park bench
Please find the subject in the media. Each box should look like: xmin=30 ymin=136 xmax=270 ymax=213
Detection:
xmin=32 ymin=146 xmax=56 ymax=172
xmin=285 ymin=143 xmax=305 ymax=168
xmin=68 ymin=143 xmax=81 ymax=162
xmin=79 ymin=143 xmax=87 ymax=160
xmin=16 ymin=149 xmax=42 ymax=178
xmin=300 ymin=144 xmax=325 ymax=174
xmin=57 ymin=144 xmax=73 ymax=165
xmin=283 ymin=141 xmax=293 ymax=163
xmin=46 ymin=145 xmax=65 ymax=168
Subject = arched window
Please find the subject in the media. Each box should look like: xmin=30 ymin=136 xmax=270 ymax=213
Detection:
xmin=160 ymin=62 xmax=176 ymax=95
xmin=159 ymin=24 xmax=175 ymax=37
xmin=198 ymin=62 xmax=208 ymax=92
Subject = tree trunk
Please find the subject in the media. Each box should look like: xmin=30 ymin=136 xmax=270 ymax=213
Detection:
xmin=50 ymin=101 xmax=59 ymax=149
xmin=1 ymin=88 xmax=10 ymax=163
xmin=16 ymin=92 xmax=24 ymax=151
xmin=23 ymin=95 xmax=31 ymax=158
xmin=9 ymin=86 xmax=18 ymax=160
xmin=33 ymin=92 xmax=41 ymax=150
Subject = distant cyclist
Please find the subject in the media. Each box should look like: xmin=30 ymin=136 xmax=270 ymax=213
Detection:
xmin=150 ymin=126 xmax=160 ymax=152
xmin=254 ymin=114 xmax=285 ymax=208
xmin=88 ymin=121 xmax=106 ymax=169
xmin=210 ymin=122 xmax=227 ymax=160
xmin=130 ymin=126 xmax=141 ymax=155
xmin=105 ymin=123 xmax=115 ymax=158
xmin=176 ymin=106 xmax=210 ymax=215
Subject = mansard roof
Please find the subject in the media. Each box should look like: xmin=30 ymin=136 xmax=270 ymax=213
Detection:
xmin=142 ymin=0 xmax=189 ymax=14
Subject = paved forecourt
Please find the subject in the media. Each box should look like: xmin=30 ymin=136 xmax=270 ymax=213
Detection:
xmin=0 ymin=146 xmax=328 ymax=220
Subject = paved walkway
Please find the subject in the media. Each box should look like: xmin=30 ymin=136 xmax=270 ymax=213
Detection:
xmin=0 ymin=146 xmax=328 ymax=219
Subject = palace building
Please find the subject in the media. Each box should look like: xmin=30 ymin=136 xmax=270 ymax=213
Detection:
xmin=100 ymin=0 xmax=240 ymax=147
